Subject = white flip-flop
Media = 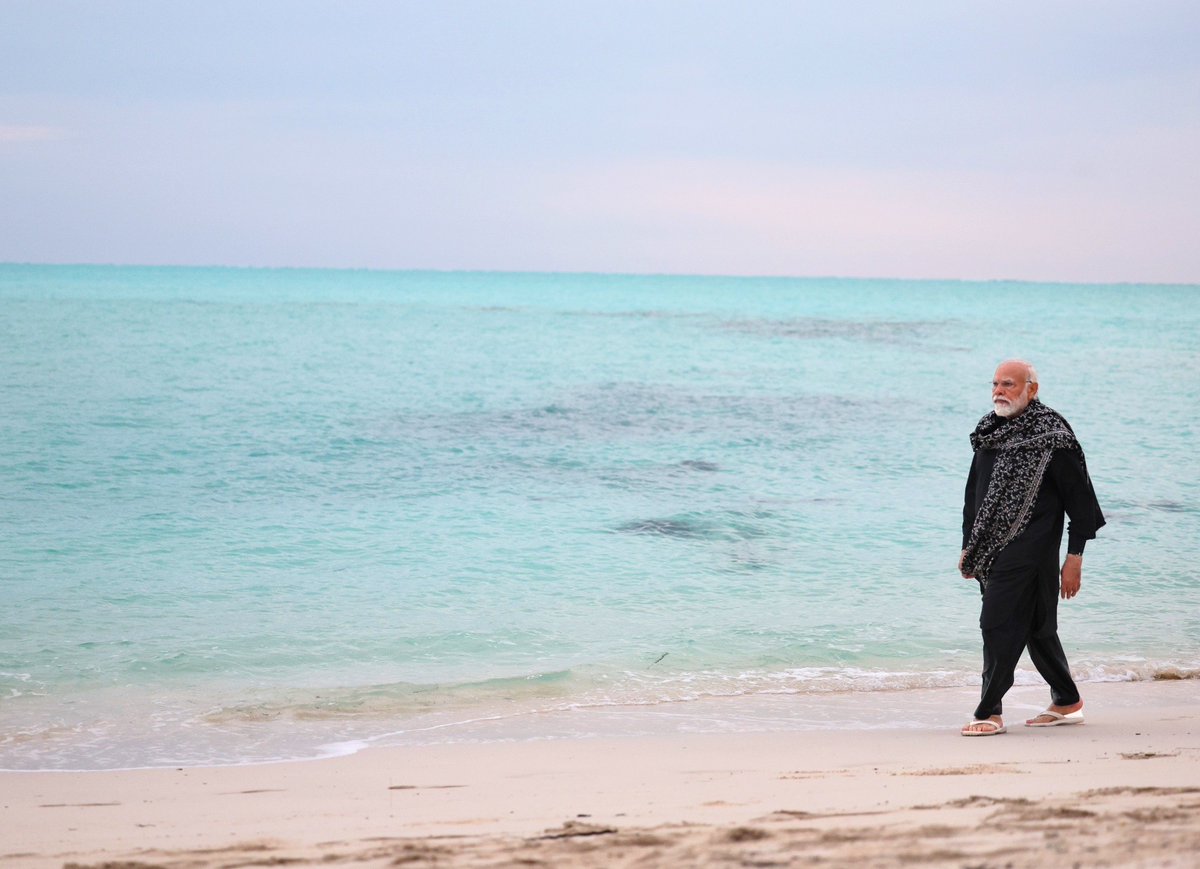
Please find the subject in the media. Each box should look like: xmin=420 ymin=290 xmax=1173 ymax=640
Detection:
xmin=1025 ymin=708 xmax=1084 ymax=727
xmin=961 ymin=719 xmax=1007 ymax=736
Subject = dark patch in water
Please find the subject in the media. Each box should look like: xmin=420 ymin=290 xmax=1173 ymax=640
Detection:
xmin=617 ymin=518 xmax=711 ymax=539
xmin=383 ymin=383 xmax=872 ymax=454
xmin=616 ymin=512 xmax=769 ymax=542
xmin=1147 ymin=500 xmax=1193 ymax=513
xmin=722 ymin=317 xmax=944 ymax=345
xmin=680 ymin=460 xmax=719 ymax=472
xmin=562 ymin=309 xmax=702 ymax=321
xmin=722 ymin=553 xmax=773 ymax=573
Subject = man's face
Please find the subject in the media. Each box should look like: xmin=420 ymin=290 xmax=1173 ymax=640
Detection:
xmin=992 ymin=363 xmax=1036 ymax=418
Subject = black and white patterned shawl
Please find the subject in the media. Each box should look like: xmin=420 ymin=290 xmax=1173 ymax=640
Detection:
xmin=961 ymin=399 xmax=1083 ymax=587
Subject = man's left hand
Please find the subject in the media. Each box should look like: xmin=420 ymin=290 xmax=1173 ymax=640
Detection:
xmin=1060 ymin=555 xmax=1082 ymax=600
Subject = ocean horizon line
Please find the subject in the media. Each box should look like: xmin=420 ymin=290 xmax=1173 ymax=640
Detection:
xmin=3 ymin=259 xmax=1196 ymax=290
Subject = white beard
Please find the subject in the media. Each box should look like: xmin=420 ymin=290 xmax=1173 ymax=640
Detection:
xmin=994 ymin=393 xmax=1030 ymax=418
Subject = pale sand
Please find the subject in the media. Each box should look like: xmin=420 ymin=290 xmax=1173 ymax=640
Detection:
xmin=3 ymin=680 xmax=1198 ymax=868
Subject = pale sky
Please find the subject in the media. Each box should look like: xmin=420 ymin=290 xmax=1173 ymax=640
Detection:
xmin=2 ymin=1 xmax=1198 ymax=283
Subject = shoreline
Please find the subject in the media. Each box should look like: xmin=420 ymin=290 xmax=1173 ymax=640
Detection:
xmin=4 ymin=679 xmax=1198 ymax=867
xmin=7 ymin=665 xmax=1199 ymax=774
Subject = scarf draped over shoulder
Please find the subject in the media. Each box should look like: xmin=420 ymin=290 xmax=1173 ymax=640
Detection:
xmin=961 ymin=399 xmax=1084 ymax=586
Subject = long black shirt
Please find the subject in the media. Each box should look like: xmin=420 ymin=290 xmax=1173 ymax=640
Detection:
xmin=962 ymin=447 xmax=1105 ymax=635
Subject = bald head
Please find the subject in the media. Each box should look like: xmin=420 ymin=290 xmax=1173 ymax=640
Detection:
xmin=992 ymin=359 xmax=1039 ymax=418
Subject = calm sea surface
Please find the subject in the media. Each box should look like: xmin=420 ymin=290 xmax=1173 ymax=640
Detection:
xmin=1 ymin=264 xmax=1197 ymax=770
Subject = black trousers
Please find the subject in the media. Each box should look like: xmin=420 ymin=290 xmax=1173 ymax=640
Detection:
xmin=974 ymin=620 xmax=1081 ymax=721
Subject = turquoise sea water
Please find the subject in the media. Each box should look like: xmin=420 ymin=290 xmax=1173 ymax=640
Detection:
xmin=1 ymin=264 xmax=1197 ymax=770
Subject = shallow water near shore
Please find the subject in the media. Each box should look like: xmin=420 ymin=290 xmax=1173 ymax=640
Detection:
xmin=1 ymin=264 xmax=1198 ymax=770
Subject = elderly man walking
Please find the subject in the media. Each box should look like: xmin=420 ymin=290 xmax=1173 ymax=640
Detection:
xmin=958 ymin=360 xmax=1105 ymax=736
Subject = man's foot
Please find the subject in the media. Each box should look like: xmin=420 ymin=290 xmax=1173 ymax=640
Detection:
xmin=1025 ymin=700 xmax=1084 ymax=727
xmin=961 ymin=716 xmax=1006 ymax=736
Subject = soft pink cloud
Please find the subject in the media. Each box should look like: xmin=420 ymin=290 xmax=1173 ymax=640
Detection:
xmin=0 ymin=125 xmax=64 ymax=143
xmin=536 ymin=151 xmax=1200 ymax=283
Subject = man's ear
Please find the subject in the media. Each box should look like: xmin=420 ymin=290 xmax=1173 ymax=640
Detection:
xmin=1028 ymin=381 xmax=1040 ymax=401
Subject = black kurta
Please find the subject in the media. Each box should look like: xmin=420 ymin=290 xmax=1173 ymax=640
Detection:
xmin=962 ymin=446 xmax=1105 ymax=638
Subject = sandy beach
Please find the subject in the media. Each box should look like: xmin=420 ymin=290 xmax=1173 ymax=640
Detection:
xmin=3 ymin=679 xmax=1198 ymax=867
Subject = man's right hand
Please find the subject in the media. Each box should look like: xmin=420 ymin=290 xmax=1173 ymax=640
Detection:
xmin=958 ymin=549 xmax=975 ymax=579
